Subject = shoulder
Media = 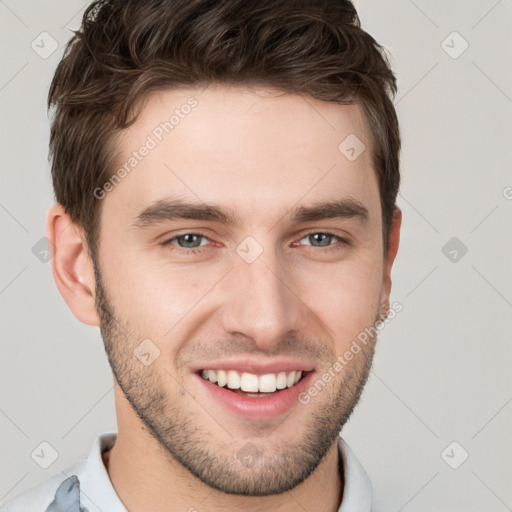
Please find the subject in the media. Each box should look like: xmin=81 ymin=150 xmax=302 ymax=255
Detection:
xmin=0 ymin=432 xmax=117 ymax=512
xmin=0 ymin=460 xmax=86 ymax=512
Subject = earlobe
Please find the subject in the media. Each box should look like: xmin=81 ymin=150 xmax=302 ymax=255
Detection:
xmin=46 ymin=203 xmax=101 ymax=326
xmin=379 ymin=207 xmax=402 ymax=313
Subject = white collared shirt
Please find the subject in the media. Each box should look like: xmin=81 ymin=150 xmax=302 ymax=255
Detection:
xmin=1 ymin=431 xmax=373 ymax=511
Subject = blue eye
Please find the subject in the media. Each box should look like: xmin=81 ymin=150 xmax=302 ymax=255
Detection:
xmin=300 ymin=232 xmax=339 ymax=247
xmin=297 ymin=231 xmax=349 ymax=250
xmin=163 ymin=233 xmax=210 ymax=250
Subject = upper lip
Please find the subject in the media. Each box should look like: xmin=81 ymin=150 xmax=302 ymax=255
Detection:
xmin=192 ymin=358 xmax=315 ymax=376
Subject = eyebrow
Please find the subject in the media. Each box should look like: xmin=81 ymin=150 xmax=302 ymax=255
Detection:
xmin=131 ymin=196 xmax=369 ymax=229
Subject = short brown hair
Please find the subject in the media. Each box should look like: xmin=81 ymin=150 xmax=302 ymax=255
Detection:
xmin=48 ymin=0 xmax=400 ymax=259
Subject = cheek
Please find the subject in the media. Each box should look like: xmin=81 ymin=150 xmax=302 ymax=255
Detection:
xmin=104 ymin=256 xmax=216 ymax=334
xmin=293 ymin=253 xmax=383 ymax=341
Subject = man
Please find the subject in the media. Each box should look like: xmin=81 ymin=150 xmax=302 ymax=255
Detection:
xmin=1 ymin=0 xmax=401 ymax=510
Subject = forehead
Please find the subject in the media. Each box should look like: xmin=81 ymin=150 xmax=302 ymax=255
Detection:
xmin=108 ymin=84 xmax=380 ymax=226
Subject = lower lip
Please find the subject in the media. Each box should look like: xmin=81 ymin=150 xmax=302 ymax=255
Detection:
xmin=193 ymin=371 xmax=315 ymax=421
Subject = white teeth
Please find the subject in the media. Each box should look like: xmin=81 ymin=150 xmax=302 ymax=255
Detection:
xmin=216 ymin=369 xmax=227 ymax=387
xmin=200 ymin=369 xmax=304 ymax=392
xmin=259 ymin=373 xmax=277 ymax=393
xmin=286 ymin=371 xmax=296 ymax=387
xmin=226 ymin=370 xmax=241 ymax=389
xmin=276 ymin=372 xmax=287 ymax=389
xmin=240 ymin=373 xmax=259 ymax=392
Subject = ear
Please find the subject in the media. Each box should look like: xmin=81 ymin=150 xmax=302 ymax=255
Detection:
xmin=46 ymin=203 xmax=100 ymax=326
xmin=379 ymin=207 xmax=402 ymax=318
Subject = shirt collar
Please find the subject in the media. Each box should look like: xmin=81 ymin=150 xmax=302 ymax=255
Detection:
xmin=337 ymin=435 xmax=373 ymax=511
xmin=79 ymin=431 xmax=126 ymax=512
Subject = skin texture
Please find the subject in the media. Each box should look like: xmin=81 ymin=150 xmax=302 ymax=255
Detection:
xmin=47 ymin=85 xmax=401 ymax=512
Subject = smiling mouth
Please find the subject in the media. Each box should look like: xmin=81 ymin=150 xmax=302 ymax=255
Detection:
xmin=197 ymin=369 xmax=309 ymax=397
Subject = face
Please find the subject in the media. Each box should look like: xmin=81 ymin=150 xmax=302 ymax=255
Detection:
xmin=93 ymin=84 xmax=394 ymax=496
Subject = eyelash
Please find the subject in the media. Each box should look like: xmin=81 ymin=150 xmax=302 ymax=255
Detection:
xmin=161 ymin=231 xmax=350 ymax=255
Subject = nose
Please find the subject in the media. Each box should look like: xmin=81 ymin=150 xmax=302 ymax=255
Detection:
xmin=219 ymin=248 xmax=304 ymax=352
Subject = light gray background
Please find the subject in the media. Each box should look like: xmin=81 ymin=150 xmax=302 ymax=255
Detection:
xmin=1 ymin=1 xmax=511 ymax=511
